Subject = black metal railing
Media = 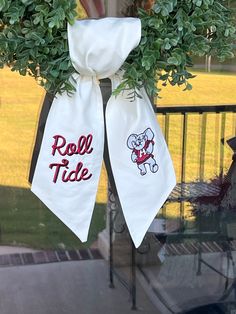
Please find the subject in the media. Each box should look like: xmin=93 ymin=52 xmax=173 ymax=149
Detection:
xmin=156 ymin=104 xmax=236 ymax=231
xmin=155 ymin=104 xmax=236 ymax=183
xmin=109 ymin=104 xmax=236 ymax=311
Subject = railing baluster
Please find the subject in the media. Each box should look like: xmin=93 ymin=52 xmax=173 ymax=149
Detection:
xmin=199 ymin=113 xmax=207 ymax=182
xmin=180 ymin=113 xmax=188 ymax=230
xmin=220 ymin=112 xmax=226 ymax=182
xmin=181 ymin=113 xmax=188 ymax=184
xmin=214 ymin=113 xmax=220 ymax=177
xmin=162 ymin=113 xmax=170 ymax=220
xmin=164 ymin=113 xmax=170 ymax=145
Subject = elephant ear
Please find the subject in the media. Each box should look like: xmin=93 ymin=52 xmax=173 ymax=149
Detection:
xmin=144 ymin=128 xmax=154 ymax=140
xmin=127 ymin=134 xmax=137 ymax=149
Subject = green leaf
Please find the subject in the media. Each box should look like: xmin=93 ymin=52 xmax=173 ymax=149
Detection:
xmin=167 ymin=56 xmax=180 ymax=66
xmin=183 ymin=83 xmax=193 ymax=91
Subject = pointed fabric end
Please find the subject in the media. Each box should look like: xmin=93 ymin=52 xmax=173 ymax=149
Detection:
xmin=132 ymin=234 xmax=146 ymax=249
xmin=31 ymin=185 xmax=90 ymax=244
xmin=124 ymin=177 xmax=176 ymax=249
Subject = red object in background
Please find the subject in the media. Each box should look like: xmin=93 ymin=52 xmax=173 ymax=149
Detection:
xmin=144 ymin=0 xmax=155 ymax=10
xmin=80 ymin=0 xmax=105 ymax=17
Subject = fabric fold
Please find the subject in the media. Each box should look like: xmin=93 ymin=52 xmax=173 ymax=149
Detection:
xmin=31 ymin=17 xmax=176 ymax=247
xmin=31 ymin=18 xmax=142 ymax=243
xmin=32 ymin=75 xmax=104 ymax=242
xmin=106 ymin=74 xmax=176 ymax=247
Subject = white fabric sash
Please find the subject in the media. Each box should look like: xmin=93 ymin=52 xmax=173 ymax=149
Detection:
xmin=31 ymin=18 xmax=176 ymax=248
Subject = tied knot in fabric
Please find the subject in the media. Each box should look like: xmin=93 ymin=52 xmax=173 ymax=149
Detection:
xmin=68 ymin=18 xmax=141 ymax=79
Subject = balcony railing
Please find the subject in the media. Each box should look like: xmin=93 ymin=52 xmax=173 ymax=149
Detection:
xmin=155 ymin=104 xmax=236 ymax=231
xmin=110 ymin=103 xmax=236 ymax=312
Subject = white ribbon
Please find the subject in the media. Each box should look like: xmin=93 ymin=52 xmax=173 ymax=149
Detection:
xmin=31 ymin=17 xmax=176 ymax=248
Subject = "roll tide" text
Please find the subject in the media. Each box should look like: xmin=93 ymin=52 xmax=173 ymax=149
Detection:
xmin=49 ymin=134 xmax=93 ymax=183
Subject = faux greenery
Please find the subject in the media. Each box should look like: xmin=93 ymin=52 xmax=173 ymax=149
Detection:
xmin=0 ymin=0 xmax=236 ymax=98
xmin=118 ymin=0 xmax=236 ymax=98
xmin=0 ymin=0 xmax=77 ymax=95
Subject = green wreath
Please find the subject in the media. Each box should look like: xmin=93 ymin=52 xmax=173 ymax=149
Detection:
xmin=0 ymin=0 xmax=235 ymax=98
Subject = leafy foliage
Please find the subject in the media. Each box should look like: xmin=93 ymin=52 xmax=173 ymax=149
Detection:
xmin=0 ymin=0 xmax=77 ymax=94
xmin=0 ymin=0 xmax=236 ymax=97
xmin=116 ymin=0 xmax=236 ymax=99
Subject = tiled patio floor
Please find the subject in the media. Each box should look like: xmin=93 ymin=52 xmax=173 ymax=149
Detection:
xmin=0 ymin=259 xmax=157 ymax=314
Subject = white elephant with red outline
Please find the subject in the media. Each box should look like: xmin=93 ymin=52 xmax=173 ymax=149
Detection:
xmin=127 ymin=128 xmax=159 ymax=176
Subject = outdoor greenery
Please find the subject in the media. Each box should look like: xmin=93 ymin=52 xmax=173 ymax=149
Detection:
xmin=0 ymin=0 xmax=78 ymax=95
xmin=0 ymin=0 xmax=235 ymax=98
xmin=119 ymin=0 xmax=236 ymax=98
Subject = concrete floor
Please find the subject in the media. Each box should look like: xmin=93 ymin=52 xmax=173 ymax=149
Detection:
xmin=0 ymin=260 xmax=157 ymax=314
xmin=138 ymin=252 xmax=236 ymax=313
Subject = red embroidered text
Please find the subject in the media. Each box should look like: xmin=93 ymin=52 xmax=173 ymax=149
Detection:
xmin=49 ymin=135 xmax=93 ymax=183
xmin=52 ymin=134 xmax=93 ymax=156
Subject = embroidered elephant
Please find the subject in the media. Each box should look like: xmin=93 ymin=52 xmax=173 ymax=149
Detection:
xmin=127 ymin=128 xmax=159 ymax=176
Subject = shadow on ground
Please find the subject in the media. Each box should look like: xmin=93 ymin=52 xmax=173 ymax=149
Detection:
xmin=0 ymin=185 xmax=106 ymax=250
